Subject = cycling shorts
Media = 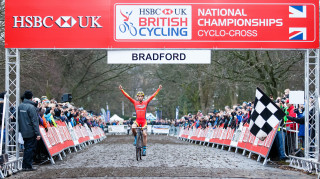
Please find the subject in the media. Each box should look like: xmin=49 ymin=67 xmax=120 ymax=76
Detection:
xmin=133 ymin=120 xmax=147 ymax=128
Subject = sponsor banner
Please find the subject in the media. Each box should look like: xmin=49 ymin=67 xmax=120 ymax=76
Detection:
xmin=178 ymin=127 xmax=183 ymax=137
xmin=247 ymin=124 xmax=278 ymax=157
xmin=106 ymin=110 xmax=111 ymax=123
xmin=205 ymin=128 xmax=213 ymax=142
xmin=198 ymin=128 xmax=209 ymax=141
xmin=108 ymin=50 xmax=211 ymax=64
xmin=187 ymin=128 xmax=194 ymax=139
xmin=179 ymin=123 xmax=278 ymax=158
xmin=5 ymin=0 xmax=319 ymax=49
xmin=190 ymin=128 xmax=201 ymax=140
xmin=223 ymin=128 xmax=235 ymax=146
xmin=85 ymin=124 xmax=95 ymax=140
xmin=110 ymin=0 xmax=319 ymax=49
xmin=209 ymin=128 xmax=217 ymax=143
xmin=152 ymin=125 xmax=170 ymax=134
xmin=99 ymin=127 xmax=106 ymax=137
xmin=40 ymin=121 xmax=75 ymax=157
xmin=5 ymin=0 xmax=109 ymax=48
xmin=108 ymin=125 xmax=128 ymax=134
xmin=40 ymin=122 xmax=105 ymax=158
xmin=66 ymin=122 xmax=80 ymax=145
xmin=92 ymin=127 xmax=101 ymax=139
xmin=230 ymin=123 xmax=243 ymax=147
xmin=180 ymin=127 xmax=190 ymax=138
xmin=74 ymin=126 xmax=91 ymax=144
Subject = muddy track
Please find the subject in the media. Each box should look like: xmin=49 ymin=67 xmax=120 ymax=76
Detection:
xmin=12 ymin=135 xmax=313 ymax=178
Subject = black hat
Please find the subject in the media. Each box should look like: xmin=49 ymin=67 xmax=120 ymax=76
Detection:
xmin=0 ymin=91 xmax=6 ymax=99
xmin=24 ymin=90 xmax=33 ymax=100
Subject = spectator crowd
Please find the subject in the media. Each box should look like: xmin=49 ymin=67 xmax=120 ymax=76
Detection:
xmin=0 ymin=90 xmax=106 ymax=171
xmin=163 ymin=88 xmax=310 ymax=161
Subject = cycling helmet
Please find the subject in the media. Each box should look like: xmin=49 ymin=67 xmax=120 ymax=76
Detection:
xmin=136 ymin=91 xmax=144 ymax=97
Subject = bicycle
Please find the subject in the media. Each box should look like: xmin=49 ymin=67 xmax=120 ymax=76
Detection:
xmin=135 ymin=127 xmax=143 ymax=161
xmin=119 ymin=22 xmax=137 ymax=36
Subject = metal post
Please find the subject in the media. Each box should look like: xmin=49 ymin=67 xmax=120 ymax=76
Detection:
xmin=49 ymin=157 xmax=55 ymax=165
xmin=305 ymin=49 xmax=319 ymax=160
xmin=58 ymin=154 xmax=63 ymax=161
xmin=5 ymin=49 xmax=20 ymax=161
xmin=257 ymin=155 xmax=261 ymax=162
xmin=122 ymin=101 xmax=124 ymax=116
xmin=0 ymin=95 xmax=7 ymax=155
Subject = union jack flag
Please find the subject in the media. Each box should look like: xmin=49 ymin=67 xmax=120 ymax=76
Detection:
xmin=289 ymin=27 xmax=306 ymax=40
xmin=289 ymin=6 xmax=306 ymax=18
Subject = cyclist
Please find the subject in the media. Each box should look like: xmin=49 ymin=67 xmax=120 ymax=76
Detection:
xmin=119 ymin=85 xmax=162 ymax=156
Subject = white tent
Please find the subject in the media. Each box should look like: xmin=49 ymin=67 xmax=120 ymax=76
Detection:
xmin=110 ymin=114 xmax=124 ymax=124
xmin=146 ymin=113 xmax=156 ymax=121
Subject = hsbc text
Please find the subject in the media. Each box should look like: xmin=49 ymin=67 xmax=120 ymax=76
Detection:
xmin=139 ymin=8 xmax=187 ymax=15
xmin=12 ymin=16 xmax=102 ymax=28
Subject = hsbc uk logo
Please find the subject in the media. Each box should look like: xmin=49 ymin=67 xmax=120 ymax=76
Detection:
xmin=163 ymin=9 xmax=173 ymax=15
xmin=55 ymin=16 xmax=77 ymax=28
xmin=115 ymin=5 xmax=192 ymax=40
xmin=13 ymin=16 xmax=102 ymax=28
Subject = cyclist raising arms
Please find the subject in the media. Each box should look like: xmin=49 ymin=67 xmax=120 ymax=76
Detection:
xmin=119 ymin=85 xmax=162 ymax=156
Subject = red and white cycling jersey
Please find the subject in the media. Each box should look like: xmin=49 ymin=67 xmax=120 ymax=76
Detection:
xmin=121 ymin=88 xmax=160 ymax=127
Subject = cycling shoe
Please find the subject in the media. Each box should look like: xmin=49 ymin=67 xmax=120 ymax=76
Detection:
xmin=133 ymin=136 xmax=137 ymax=146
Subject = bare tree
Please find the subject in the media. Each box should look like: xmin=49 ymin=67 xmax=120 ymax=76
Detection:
xmin=211 ymin=50 xmax=304 ymax=97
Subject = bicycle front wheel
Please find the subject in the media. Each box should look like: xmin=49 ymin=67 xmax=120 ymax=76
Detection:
xmin=136 ymin=132 xmax=142 ymax=161
xmin=136 ymin=147 xmax=140 ymax=161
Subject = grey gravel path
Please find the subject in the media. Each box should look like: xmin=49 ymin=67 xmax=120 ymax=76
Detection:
xmin=12 ymin=135 xmax=314 ymax=178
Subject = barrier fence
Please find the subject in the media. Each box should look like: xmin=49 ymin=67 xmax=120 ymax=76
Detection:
xmin=176 ymin=123 xmax=278 ymax=165
xmin=39 ymin=122 xmax=106 ymax=165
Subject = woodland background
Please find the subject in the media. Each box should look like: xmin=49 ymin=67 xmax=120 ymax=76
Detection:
xmin=0 ymin=1 xmax=306 ymax=118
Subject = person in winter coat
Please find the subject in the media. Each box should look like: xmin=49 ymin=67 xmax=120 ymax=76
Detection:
xmin=18 ymin=90 xmax=40 ymax=171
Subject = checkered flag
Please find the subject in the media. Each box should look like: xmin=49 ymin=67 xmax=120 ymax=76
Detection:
xmin=249 ymin=88 xmax=285 ymax=141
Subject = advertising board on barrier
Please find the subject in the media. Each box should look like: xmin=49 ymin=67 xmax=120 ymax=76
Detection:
xmin=5 ymin=0 xmax=319 ymax=49
xmin=85 ymin=124 xmax=94 ymax=140
xmin=40 ymin=121 xmax=75 ymax=157
xmin=179 ymin=122 xmax=279 ymax=158
xmin=152 ymin=125 xmax=170 ymax=134
xmin=108 ymin=125 xmax=128 ymax=134
xmin=40 ymin=121 xmax=106 ymax=158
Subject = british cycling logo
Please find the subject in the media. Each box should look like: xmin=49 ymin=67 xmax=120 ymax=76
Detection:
xmin=115 ymin=5 xmax=192 ymax=40
xmin=119 ymin=10 xmax=137 ymax=36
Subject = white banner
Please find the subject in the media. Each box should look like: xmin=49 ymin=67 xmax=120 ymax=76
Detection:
xmin=108 ymin=125 xmax=128 ymax=134
xmin=289 ymin=91 xmax=304 ymax=104
xmin=147 ymin=125 xmax=152 ymax=134
xmin=108 ymin=50 xmax=211 ymax=64
xmin=66 ymin=122 xmax=79 ymax=145
xmin=152 ymin=125 xmax=170 ymax=134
